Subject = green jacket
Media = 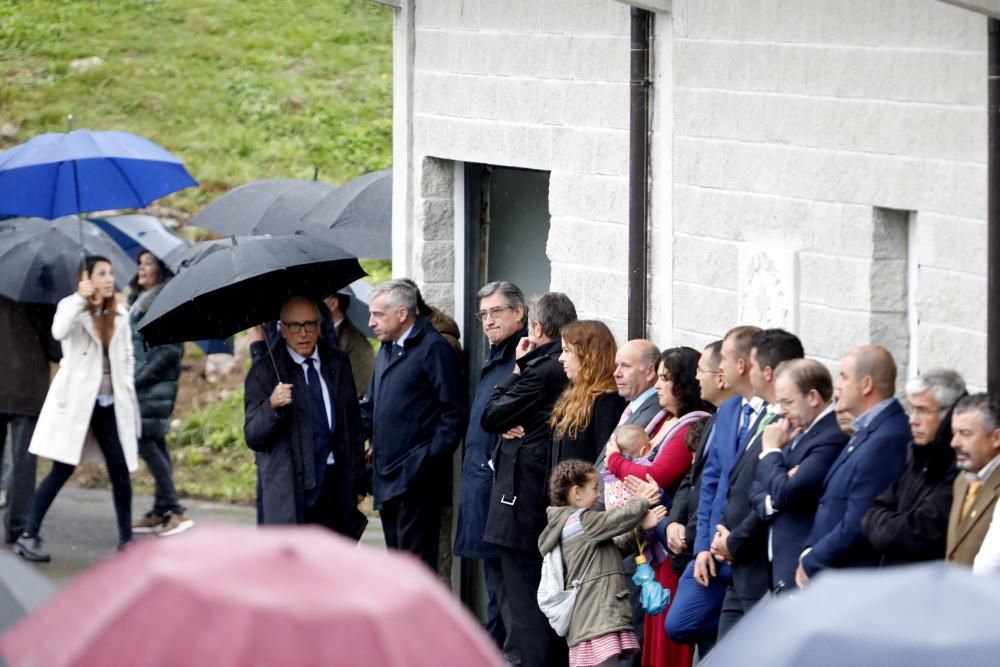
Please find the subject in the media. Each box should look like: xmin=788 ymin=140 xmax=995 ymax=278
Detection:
xmin=538 ymin=496 xmax=650 ymax=647
xmin=336 ymin=316 xmax=375 ymax=398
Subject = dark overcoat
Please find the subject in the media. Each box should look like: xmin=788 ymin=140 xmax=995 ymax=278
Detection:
xmin=453 ymin=326 xmax=526 ymax=560
xmin=130 ymin=285 xmax=183 ymax=439
xmin=244 ymin=337 xmax=367 ymax=537
xmin=360 ymin=316 xmax=467 ymax=508
xmin=480 ymin=339 xmax=568 ymax=553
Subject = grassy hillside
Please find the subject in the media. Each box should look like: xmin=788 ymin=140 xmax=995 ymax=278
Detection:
xmin=0 ymin=0 xmax=393 ymax=213
xmin=1 ymin=0 xmax=394 ymax=504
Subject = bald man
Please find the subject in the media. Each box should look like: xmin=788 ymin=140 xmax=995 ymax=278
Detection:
xmin=244 ymin=296 xmax=367 ymax=537
xmin=795 ymin=345 xmax=910 ymax=586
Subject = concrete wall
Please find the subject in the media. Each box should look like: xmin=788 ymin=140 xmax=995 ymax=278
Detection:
xmin=404 ymin=0 xmax=636 ymax=340
xmin=670 ymin=0 xmax=989 ymax=388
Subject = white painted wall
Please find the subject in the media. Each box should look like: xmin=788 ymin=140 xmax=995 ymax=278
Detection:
xmin=670 ymin=0 xmax=988 ymax=388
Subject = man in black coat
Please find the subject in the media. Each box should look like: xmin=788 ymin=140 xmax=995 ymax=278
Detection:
xmin=0 ymin=296 xmax=60 ymax=544
xmin=480 ymin=291 xmax=576 ymax=667
xmin=752 ymin=359 xmax=848 ymax=592
xmin=861 ymin=368 xmax=964 ymax=565
xmin=361 ymin=280 xmax=467 ymax=571
xmin=244 ymin=296 xmax=367 ymax=538
xmin=711 ymin=328 xmax=803 ymax=638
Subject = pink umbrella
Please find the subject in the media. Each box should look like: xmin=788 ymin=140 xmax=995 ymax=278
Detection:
xmin=0 ymin=524 xmax=505 ymax=667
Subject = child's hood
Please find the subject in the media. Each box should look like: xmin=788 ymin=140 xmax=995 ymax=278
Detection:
xmin=538 ymin=505 xmax=581 ymax=555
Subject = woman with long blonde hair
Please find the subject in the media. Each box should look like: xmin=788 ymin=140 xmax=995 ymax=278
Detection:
xmin=549 ymin=320 xmax=626 ymax=466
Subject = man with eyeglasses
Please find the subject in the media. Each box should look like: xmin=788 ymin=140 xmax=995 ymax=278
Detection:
xmin=454 ymin=280 xmax=528 ymax=650
xmin=244 ymin=296 xmax=368 ymax=538
xmin=861 ymin=368 xmax=965 ymax=565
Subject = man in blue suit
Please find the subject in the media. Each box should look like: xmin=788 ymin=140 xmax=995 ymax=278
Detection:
xmin=665 ymin=325 xmax=762 ymax=652
xmin=752 ymin=359 xmax=848 ymax=592
xmin=796 ymin=345 xmax=909 ymax=586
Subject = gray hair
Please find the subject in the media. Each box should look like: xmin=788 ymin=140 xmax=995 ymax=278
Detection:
xmin=478 ymin=281 xmax=528 ymax=324
xmin=953 ymin=393 xmax=999 ymax=432
xmin=905 ymin=368 xmax=966 ymax=411
xmin=371 ymin=279 xmax=418 ymax=313
xmin=529 ymin=292 xmax=577 ymax=339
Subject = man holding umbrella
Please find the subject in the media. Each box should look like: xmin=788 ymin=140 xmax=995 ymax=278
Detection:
xmin=244 ymin=296 xmax=368 ymax=536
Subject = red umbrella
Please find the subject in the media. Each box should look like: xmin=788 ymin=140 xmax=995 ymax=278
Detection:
xmin=0 ymin=524 xmax=505 ymax=667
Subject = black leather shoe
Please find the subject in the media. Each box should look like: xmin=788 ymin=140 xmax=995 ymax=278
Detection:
xmin=14 ymin=534 xmax=50 ymax=563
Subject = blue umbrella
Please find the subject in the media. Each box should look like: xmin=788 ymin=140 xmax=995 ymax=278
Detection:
xmin=90 ymin=214 xmax=188 ymax=264
xmin=703 ymin=562 xmax=1000 ymax=667
xmin=0 ymin=129 xmax=196 ymax=219
xmin=631 ymin=555 xmax=670 ymax=616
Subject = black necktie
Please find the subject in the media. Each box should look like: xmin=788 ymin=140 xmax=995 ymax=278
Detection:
xmin=304 ymin=359 xmax=331 ymax=431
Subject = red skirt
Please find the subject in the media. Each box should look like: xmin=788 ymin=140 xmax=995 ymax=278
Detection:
xmin=641 ymin=561 xmax=694 ymax=667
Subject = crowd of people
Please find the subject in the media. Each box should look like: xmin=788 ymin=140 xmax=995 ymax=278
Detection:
xmin=298 ymin=278 xmax=996 ymax=667
xmin=4 ymin=263 xmax=1000 ymax=667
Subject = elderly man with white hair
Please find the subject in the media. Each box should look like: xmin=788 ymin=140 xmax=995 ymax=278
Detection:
xmin=860 ymin=368 xmax=966 ymax=565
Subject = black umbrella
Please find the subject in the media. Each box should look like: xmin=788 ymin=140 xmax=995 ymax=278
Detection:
xmin=136 ymin=235 xmax=366 ymax=346
xmin=0 ymin=217 xmax=136 ymax=304
xmin=189 ymin=178 xmax=337 ymax=238
xmin=300 ymin=169 xmax=391 ymax=259
xmin=0 ymin=552 xmax=56 ymax=632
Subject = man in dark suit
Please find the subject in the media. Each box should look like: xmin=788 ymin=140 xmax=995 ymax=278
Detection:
xmin=796 ymin=345 xmax=909 ymax=586
xmin=753 ymin=358 xmax=848 ymax=592
xmin=480 ymin=292 xmax=576 ymax=667
xmin=362 ymin=280 xmax=468 ymax=570
xmin=946 ymin=393 xmax=1000 ymax=565
xmin=453 ymin=280 xmax=528 ymax=649
xmin=242 ymin=297 xmax=367 ymax=537
xmin=665 ymin=325 xmax=761 ymax=649
xmin=711 ymin=329 xmax=803 ymax=637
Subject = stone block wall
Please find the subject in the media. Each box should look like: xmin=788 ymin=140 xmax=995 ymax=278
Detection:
xmin=406 ymin=0 xmax=636 ymax=340
xmin=670 ymin=0 xmax=989 ymax=388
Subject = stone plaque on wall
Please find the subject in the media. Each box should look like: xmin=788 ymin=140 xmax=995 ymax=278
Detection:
xmin=737 ymin=244 xmax=799 ymax=331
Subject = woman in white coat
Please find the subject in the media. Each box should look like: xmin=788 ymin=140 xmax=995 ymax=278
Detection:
xmin=14 ymin=256 xmax=140 ymax=562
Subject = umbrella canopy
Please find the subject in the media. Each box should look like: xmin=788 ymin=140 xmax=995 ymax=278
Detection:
xmin=702 ymin=562 xmax=1000 ymax=667
xmin=136 ymin=234 xmax=366 ymax=345
xmin=89 ymin=214 xmax=188 ymax=265
xmin=0 ymin=217 xmax=136 ymax=304
xmin=342 ymin=278 xmax=375 ymax=338
xmin=189 ymin=178 xmax=336 ymax=238
xmin=0 ymin=552 xmax=56 ymax=634
xmin=301 ymin=169 xmax=391 ymax=259
xmin=0 ymin=524 xmax=506 ymax=667
xmin=0 ymin=129 xmax=196 ymax=219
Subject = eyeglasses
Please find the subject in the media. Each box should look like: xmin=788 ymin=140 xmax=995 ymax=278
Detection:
xmin=906 ymin=404 xmax=945 ymax=418
xmin=697 ymin=366 xmax=722 ymax=375
xmin=474 ymin=305 xmax=514 ymax=321
xmin=282 ymin=320 xmax=319 ymax=334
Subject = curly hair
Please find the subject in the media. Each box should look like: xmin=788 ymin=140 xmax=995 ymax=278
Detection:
xmin=660 ymin=346 xmax=712 ymax=417
xmin=549 ymin=320 xmax=619 ymax=440
xmin=548 ymin=459 xmax=596 ymax=507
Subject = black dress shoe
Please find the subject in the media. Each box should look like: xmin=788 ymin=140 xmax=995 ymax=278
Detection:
xmin=14 ymin=534 xmax=50 ymax=563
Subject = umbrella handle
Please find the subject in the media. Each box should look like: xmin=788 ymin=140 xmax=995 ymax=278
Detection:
xmin=79 ymin=270 xmax=102 ymax=307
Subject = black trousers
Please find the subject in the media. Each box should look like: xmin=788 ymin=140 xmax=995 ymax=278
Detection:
xmin=380 ymin=482 xmax=442 ymax=572
xmin=483 ymin=556 xmax=507 ymax=649
xmin=138 ymin=435 xmax=183 ymax=516
xmin=25 ymin=404 xmax=132 ymax=543
xmin=0 ymin=414 xmax=39 ymax=543
xmin=497 ymin=546 xmax=567 ymax=667
xmin=303 ymin=464 xmax=342 ymax=530
xmin=717 ymin=582 xmax=762 ymax=640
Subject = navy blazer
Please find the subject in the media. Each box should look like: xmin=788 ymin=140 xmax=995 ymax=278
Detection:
xmin=694 ymin=396 xmax=748 ymax=554
xmin=360 ymin=316 xmax=468 ymax=508
xmin=751 ymin=409 xmax=848 ymax=591
xmin=801 ymin=399 xmax=909 ymax=576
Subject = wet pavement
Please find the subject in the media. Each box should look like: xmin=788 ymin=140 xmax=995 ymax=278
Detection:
xmin=0 ymin=486 xmax=384 ymax=586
